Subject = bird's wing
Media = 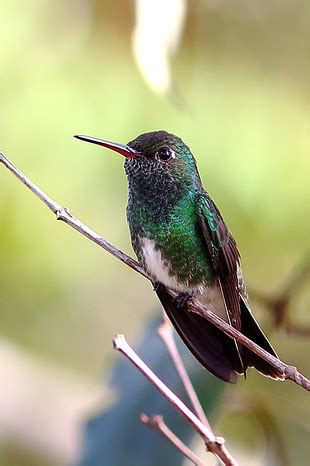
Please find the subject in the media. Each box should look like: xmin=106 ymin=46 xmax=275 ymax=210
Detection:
xmin=196 ymin=192 xmax=241 ymax=333
xmin=195 ymin=192 xmax=283 ymax=379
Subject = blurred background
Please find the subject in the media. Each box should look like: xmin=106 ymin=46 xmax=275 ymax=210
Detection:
xmin=0 ymin=0 xmax=310 ymax=465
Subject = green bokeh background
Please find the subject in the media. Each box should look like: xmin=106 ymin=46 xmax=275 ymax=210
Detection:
xmin=0 ymin=1 xmax=309 ymax=465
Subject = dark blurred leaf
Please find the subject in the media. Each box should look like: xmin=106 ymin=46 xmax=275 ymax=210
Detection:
xmin=77 ymin=313 xmax=226 ymax=466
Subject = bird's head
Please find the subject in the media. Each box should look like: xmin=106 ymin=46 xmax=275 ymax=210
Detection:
xmin=75 ymin=130 xmax=201 ymax=199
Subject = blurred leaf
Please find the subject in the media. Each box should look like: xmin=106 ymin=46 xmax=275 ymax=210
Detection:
xmin=132 ymin=0 xmax=187 ymax=94
xmin=77 ymin=314 xmax=225 ymax=466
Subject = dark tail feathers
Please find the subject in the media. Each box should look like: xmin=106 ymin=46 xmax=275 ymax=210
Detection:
xmin=155 ymin=286 xmax=283 ymax=383
xmin=240 ymin=297 xmax=283 ymax=380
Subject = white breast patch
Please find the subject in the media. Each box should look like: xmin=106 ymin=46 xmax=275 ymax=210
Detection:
xmin=141 ymin=237 xmax=186 ymax=291
xmin=141 ymin=237 xmax=228 ymax=322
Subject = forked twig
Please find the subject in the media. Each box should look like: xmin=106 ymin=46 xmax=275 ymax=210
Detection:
xmin=141 ymin=414 xmax=206 ymax=466
xmin=0 ymin=151 xmax=309 ymax=392
xmin=158 ymin=316 xmax=211 ymax=429
xmin=114 ymin=334 xmax=237 ymax=466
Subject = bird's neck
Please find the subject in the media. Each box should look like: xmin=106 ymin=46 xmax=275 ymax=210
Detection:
xmin=127 ymin=177 xmax=196 ymax=227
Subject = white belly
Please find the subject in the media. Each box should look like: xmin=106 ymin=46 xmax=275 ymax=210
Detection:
xmin=141 ymin=238 xmax=186 ymax=291
xmin=141 ymin=237 xmax=228 ymax=322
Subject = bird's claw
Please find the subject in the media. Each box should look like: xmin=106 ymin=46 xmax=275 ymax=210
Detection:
xmin=173 ymin=292 xmax=192 ymax=309
xmin=153 ymin=281 xmax=165 ymax=293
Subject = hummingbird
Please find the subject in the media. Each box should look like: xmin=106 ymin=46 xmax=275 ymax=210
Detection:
xmin=75 ymin=130 xmax=282 ymax=383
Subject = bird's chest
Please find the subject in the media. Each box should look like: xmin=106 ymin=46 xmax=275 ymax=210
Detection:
xmin=140 ymin=237 xmax=191 ymax=291
xmin=138 ymin=234 xmax=213 ymax=292
xmin=128 ymin=196 xmax=215 ymax=288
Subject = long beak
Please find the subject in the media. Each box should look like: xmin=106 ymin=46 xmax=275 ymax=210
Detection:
xmin=74 ymin=134 xmax=140 ymax=158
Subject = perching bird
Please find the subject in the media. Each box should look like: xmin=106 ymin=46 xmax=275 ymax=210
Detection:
xmin=75 ymin=130 xmax=282 ymax=383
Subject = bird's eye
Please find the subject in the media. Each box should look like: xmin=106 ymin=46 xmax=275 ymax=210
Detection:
xmin=157 ymin=147 xmax=173 ymax=161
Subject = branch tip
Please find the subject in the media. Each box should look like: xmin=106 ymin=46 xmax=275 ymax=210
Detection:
xmin=140 ymin=413 xmax=149 ymax=423
xmin=157 ymin=318 xmax=173 ymax=338
xmin=113 ymin=333 xmax=126 ymax=350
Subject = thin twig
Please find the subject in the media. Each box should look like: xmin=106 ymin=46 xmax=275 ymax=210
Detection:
xmin=1 ymin=151 xmax=309 ymax=392
xmin=158 ymin=316 xmax=211 ymax=429
xmin=141 ymin=414 xmax=206 ymax=466
xmin=113 ymin=334 xmax=237 ymax=466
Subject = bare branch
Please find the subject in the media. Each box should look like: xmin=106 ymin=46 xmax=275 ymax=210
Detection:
xmin=158 ymin=317 xmax=211 ymax=429
xmin=113 ymin=334 xmax=238 ymax=466
xmin=0 ymin=152 xmax=147 ymax=279
xmin=141 ymin=414 xmax=206 ymax=466
xmin=1 ymin=151 xmax=309 ymax=392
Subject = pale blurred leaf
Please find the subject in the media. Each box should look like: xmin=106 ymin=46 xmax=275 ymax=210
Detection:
xmin=132 ymin=0 xmax=187 ymax=94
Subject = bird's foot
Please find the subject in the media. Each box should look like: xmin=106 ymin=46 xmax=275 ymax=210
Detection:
xmin=173 ymin=292 xmax=192 ymax=309
xmin=153 ymin=281 xmax=166 ymax=293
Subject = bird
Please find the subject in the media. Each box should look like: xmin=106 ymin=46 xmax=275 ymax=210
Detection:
xmin=75 ymin=130 xmax=283 ymax=383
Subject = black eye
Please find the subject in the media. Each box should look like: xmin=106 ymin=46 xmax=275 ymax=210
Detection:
xmin=157 ymin=147 xmax=173 ymax=161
